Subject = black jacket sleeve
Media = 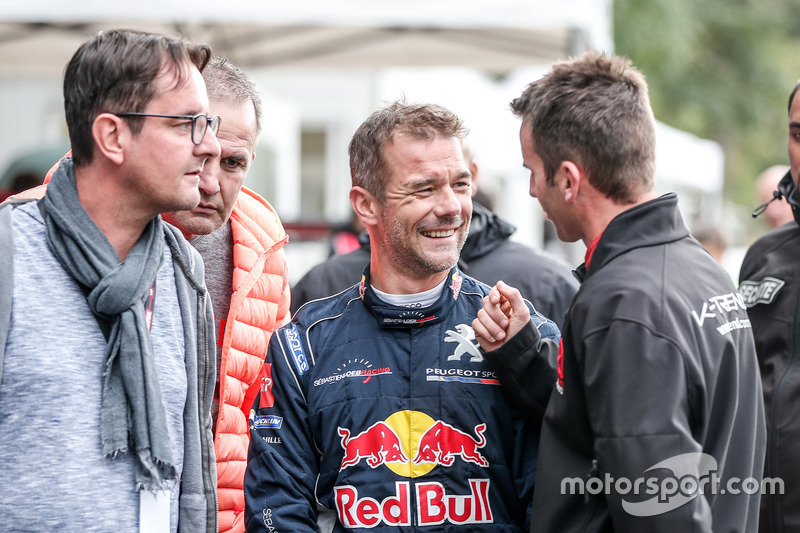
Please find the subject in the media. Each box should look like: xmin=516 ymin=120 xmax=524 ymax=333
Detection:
xmin=481 ymin=320 xmax=559 ymax=428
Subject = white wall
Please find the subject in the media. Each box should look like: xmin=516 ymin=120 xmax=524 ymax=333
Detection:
xmin=0 ymin=78 xmax=68 ymax=178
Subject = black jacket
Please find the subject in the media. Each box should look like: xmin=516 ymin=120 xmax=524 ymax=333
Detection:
xmin=486 ymin=194 xmax=766 ymax=532
xmin=291 ymin=202 xmax=578 ymax=327
xmin=739 ymin=170 xmax=800 ymax=533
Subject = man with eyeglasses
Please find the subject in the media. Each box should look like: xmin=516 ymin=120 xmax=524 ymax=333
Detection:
xmin=113 ymin=112 xmax=221 ymax=145
xmin=6 ymin=55 xmax=293 ymax=533
xmin=0 ymin=29 xmax=221 ymax=532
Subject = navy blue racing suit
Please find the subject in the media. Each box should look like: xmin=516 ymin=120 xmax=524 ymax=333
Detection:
xmin=244 ymin=266 xmax=560 ymax=531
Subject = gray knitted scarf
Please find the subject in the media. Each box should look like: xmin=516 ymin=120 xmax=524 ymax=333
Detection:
xmin=43 ymin=159 xmax=176 ymax=490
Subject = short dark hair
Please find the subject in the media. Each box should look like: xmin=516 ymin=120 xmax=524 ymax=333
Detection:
xmin=64 ymin=29 xmax=212 ymax=166
xmin=511 ymin=50 xmax=656 ymax=203
xmin=348 ymin=100 xmax=468 ymax=202
xmin=203 ymin=56 xmax=263 ymax=137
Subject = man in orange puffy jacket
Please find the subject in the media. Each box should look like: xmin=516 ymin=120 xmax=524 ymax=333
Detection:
xmin=170 ymin=55 xmax=292 ymax=533
xmin=11 ymin=56 xmax=291 ymax=533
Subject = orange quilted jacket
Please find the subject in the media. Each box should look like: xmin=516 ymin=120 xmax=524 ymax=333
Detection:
xmin=215 ymin=187 xmax=290 ymax=533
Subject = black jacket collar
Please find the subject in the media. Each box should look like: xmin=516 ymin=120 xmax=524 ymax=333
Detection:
xmin=575 ymin=193 xmax=690 ymax=282
xmin=776 ymin=170 xmax=800 ymax=226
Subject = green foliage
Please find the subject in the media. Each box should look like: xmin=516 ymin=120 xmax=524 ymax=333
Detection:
xmin=614 ymin=0 xmax=800 ymax=205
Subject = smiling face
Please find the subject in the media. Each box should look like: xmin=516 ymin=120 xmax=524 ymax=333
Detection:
xmin=122 ymin=63 xmax=221 ymax=217
xmin=163 ymin=98 xmax=257 ymax=238
xmin=370 ymin=134 xmax=472 ymax=287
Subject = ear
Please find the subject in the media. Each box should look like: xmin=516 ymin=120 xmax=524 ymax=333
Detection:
xmin=350 ymin=186 xmax=380 ymax=226
xmin=559 ymin=161 xmax=583 ymax=203
xmin=92 ymin=113 xmax=127 ymax=165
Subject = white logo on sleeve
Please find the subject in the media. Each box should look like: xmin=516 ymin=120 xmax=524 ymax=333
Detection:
xmin=738 ymin=276 xmax=785 ymax=308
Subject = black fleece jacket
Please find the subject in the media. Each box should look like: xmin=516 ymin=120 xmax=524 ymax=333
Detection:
xmin=486 ymin=194 xmax=766 ymax=532
xmin=740 ymin=170 xmax=800 ymax=533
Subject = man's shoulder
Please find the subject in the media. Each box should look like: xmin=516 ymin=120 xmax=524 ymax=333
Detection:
xmin=290 ymin=249 xmax=369 ymax=313
xmin=231 ymin=187 xmax=286 ymax=241
xmin=291 ymin=283 xmax=363 ymax=325
xmin=302 ymin=249 xmax=370 ymax=283
xmin=742 ymin=222 xmax=800 ymax=266
xmin=574 ymin=240 xmax=743 ymax=330
xmin=1 ymin=196 xmax=40 ymax=213
xmin=739 ymin=223 xmax=800 ymax=294
xmin=1 ymin=199 xmax=45 ymax=238
xmin=456 ymin=272 xmax=492 ymax=298
xmin=4 ymin=184 xmax=47 ymax=203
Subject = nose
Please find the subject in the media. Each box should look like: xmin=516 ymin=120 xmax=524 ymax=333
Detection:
xmin=434 ymin=186 xmax=463 ymax=218
xmin=198 ymin=160 xmax=221 ymax=197
xmin=529 ymin=177 xmax=538 ymax=198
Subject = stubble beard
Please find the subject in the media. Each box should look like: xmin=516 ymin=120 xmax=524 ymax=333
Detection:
xmin=382 ymin=212 xmax=469 ymax=277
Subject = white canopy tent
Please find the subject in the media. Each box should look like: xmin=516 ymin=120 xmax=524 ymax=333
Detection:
xmin=655 ymin=121 xmax=725 ymax=195
xmin=0 ymin=0 xmax=726 ymax=275
xmin=0 ymin=0 xmax=612 ymax=77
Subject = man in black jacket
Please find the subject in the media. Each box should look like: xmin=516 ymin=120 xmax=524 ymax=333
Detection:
xmin=739 ymin=81 xmax=800 ymax=533
xmin=473 ymin=51 xmax=766 ymax=532
xmin=291 ymin=152 xmax=578 ymax=328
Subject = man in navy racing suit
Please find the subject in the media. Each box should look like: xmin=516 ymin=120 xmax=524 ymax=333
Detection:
xmin=244 ymin=101 xmax=560 ymax=532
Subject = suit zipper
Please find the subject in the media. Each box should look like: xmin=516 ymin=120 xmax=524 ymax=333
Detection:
xmin=768 ymin=289 xmax=800 ymax=533
xmin=585 ymin=459 xmax=599 ymax=504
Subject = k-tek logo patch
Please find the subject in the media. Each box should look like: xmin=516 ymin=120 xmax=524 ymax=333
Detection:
xmin=739 ymin=276 xmax=785 ymax=308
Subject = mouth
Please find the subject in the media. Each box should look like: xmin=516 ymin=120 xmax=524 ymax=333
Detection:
xmin=420 ymin=228 xmax=457 ymax=238
xmin=192 ymin=203 xmax=219 ymax=215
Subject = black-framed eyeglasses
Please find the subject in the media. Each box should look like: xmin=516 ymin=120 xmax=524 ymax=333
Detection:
xmin=114 ymin=113 xmax=221 ymax=145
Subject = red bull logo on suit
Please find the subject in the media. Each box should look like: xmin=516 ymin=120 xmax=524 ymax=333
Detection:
xmin=338 ymin=422 xmax=409 ymax=469
xmin=335 ymin=410 xmax=492 ymax=527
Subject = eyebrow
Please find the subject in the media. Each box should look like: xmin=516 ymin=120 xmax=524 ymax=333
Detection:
xmin=408 ymin=176 xmax=439 ymax=189
xmin=410 ymin=170 xmax=471 ymax=187
xmin=225 ymin=153 xmax=249 ymax=163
